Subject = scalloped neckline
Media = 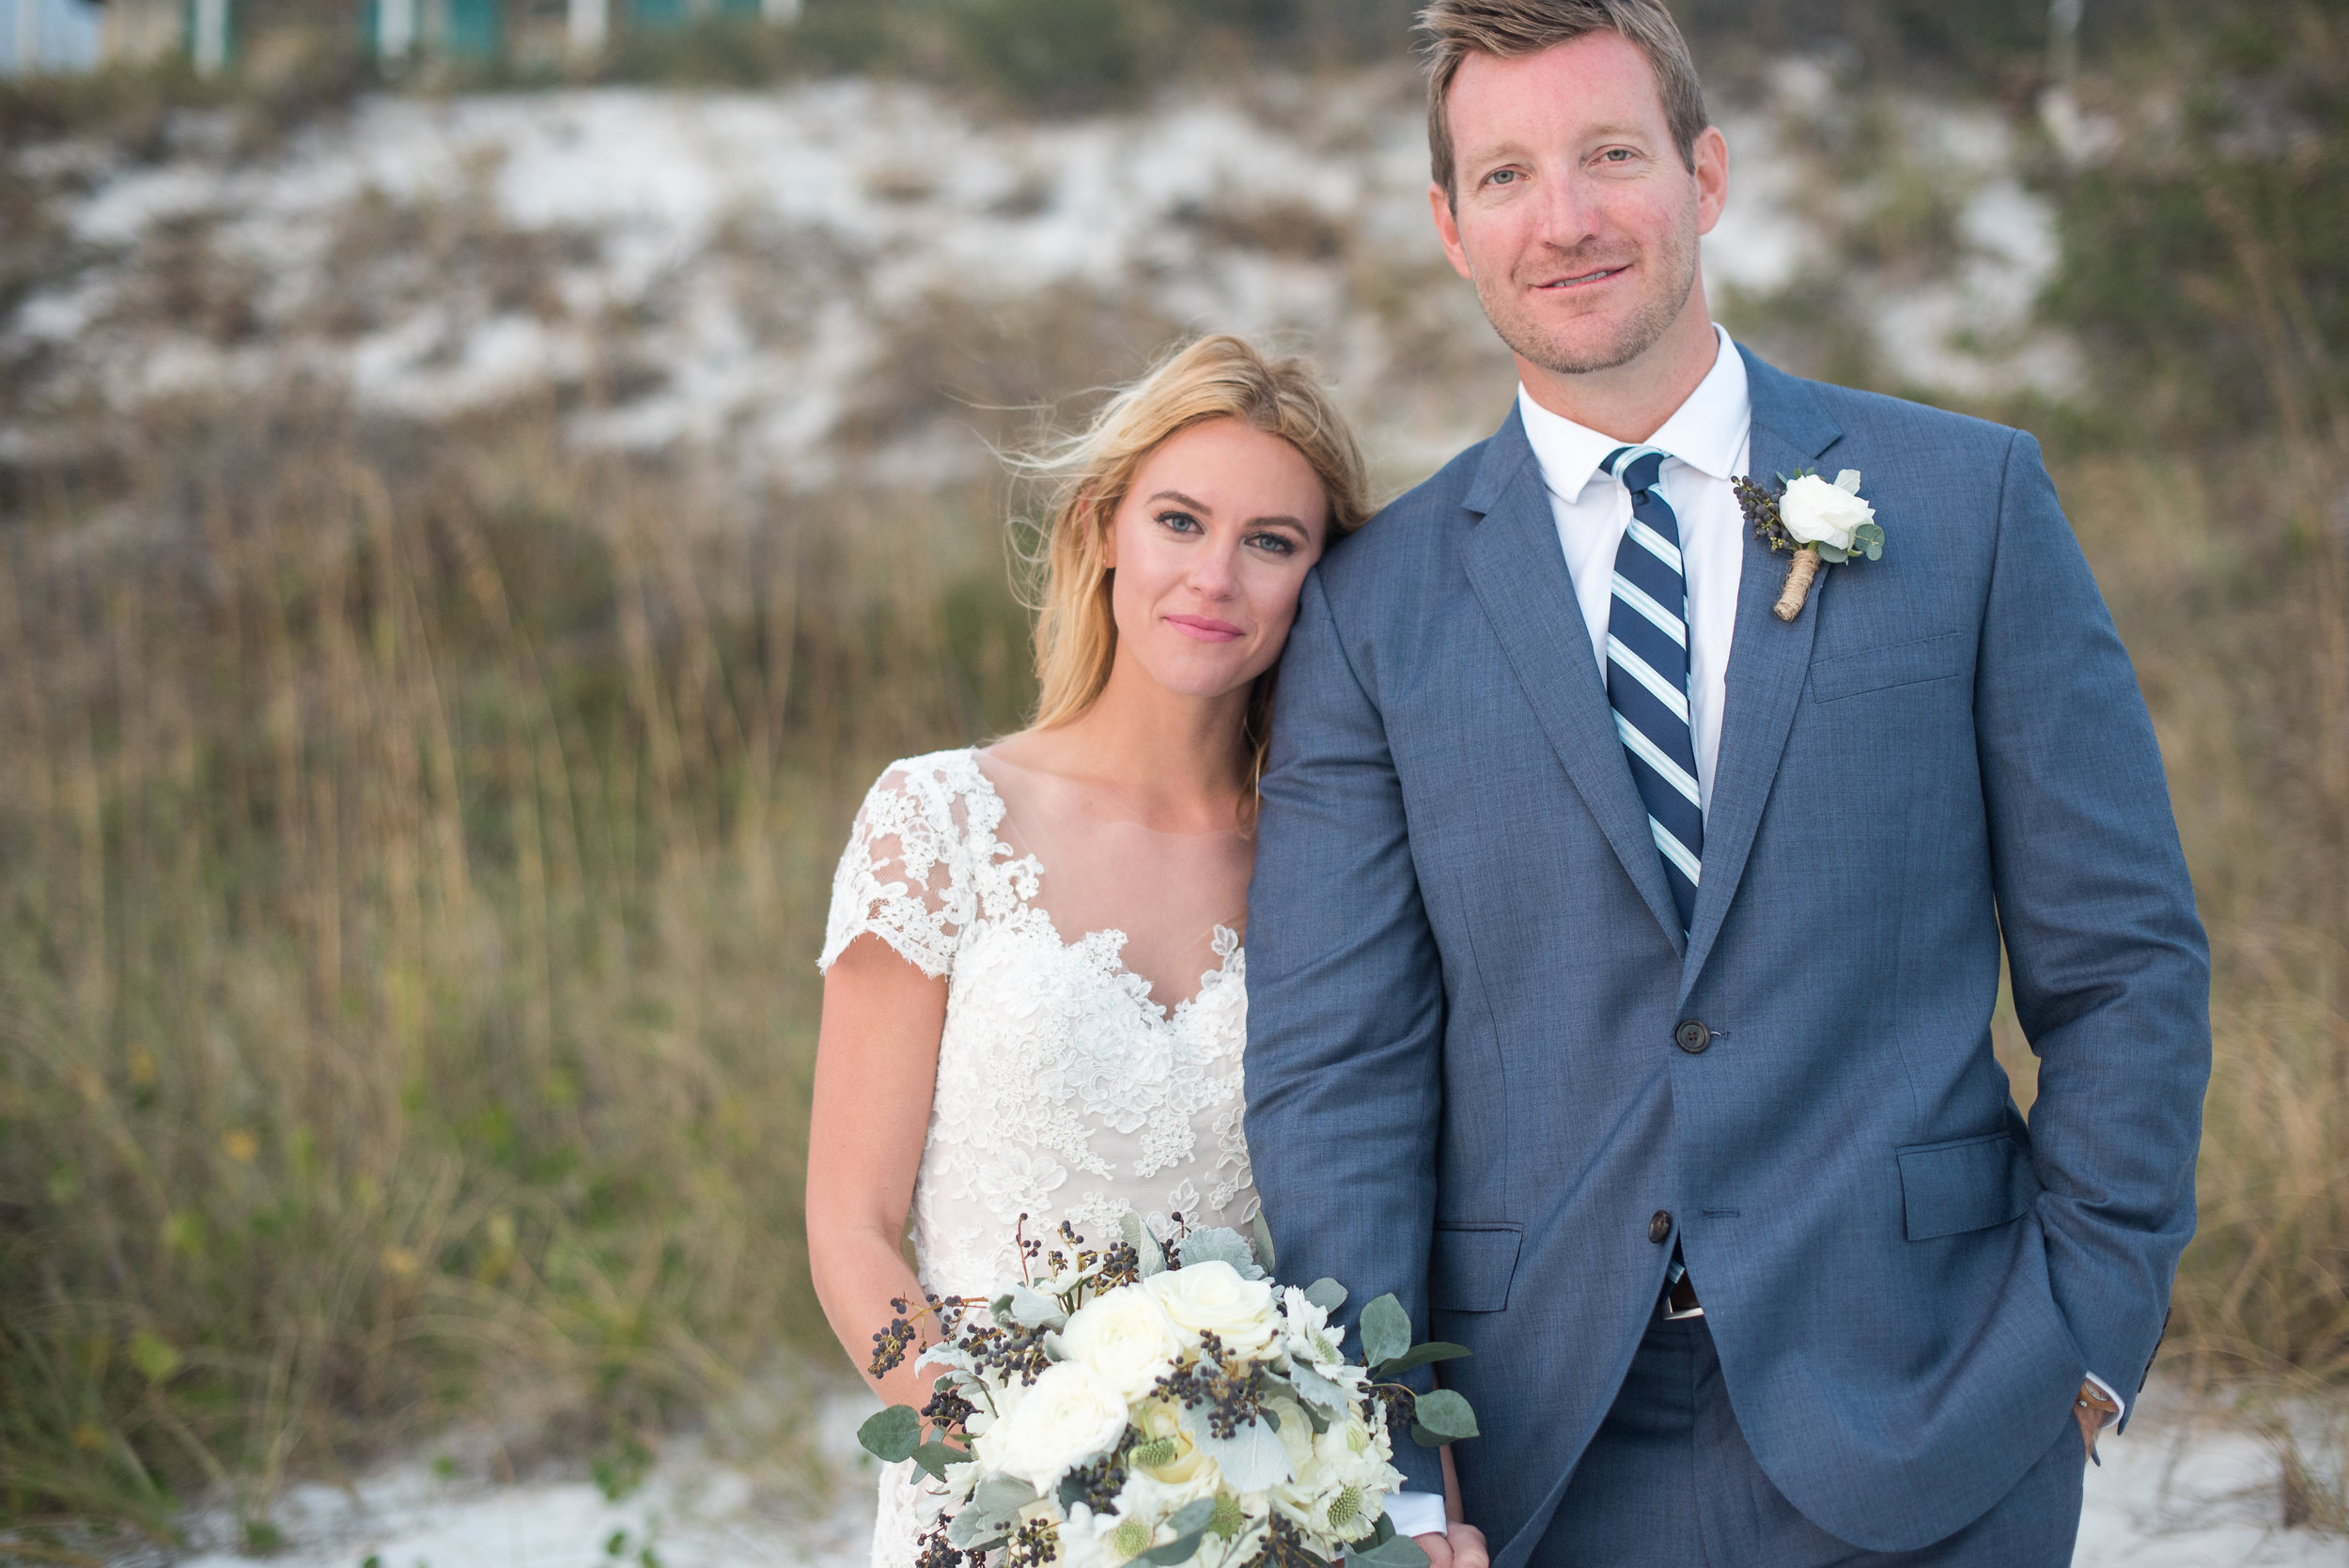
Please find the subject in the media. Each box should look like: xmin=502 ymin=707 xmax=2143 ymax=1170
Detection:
xmin=956 ymin=751 xmax=1244 ymax=1025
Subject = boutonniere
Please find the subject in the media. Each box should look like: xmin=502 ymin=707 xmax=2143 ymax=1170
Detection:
xmin=1733 ymin=469 xmax=1885 ymax=621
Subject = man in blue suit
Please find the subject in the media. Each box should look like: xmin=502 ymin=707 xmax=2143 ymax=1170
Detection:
xmin=1242 ymin=2 xmax=2210 ymax=1564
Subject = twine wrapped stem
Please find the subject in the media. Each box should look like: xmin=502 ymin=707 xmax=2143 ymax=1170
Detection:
xmin=1773 ymin=546 xmax=1823 ymax=621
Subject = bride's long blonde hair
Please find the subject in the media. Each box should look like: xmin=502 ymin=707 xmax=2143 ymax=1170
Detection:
xmin=1019 ymin=334 xmax=1373 ymax=789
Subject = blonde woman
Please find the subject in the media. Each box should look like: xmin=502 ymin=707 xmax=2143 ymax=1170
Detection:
xmin=806 ymin=337 xmax=1480 ymax=1565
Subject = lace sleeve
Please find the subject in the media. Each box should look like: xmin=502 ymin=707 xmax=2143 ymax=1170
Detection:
xmin=818 ymin=761 xmax=976 ymax=979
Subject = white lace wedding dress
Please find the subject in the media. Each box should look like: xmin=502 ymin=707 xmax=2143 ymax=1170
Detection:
xmin=818 ymin=747 xmax=1259 ymax=1568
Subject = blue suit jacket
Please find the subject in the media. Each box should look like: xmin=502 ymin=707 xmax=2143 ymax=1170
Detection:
xmin=1243 ymin=349 xmax=2210 ymax=1558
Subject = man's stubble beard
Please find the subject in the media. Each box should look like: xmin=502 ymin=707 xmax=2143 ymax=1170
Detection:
xmin=1473 ymin=208 xmax=1703 ymax=379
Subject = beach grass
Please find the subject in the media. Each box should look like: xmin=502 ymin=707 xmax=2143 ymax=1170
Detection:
xmin=3 ymin=0 xmax=2347 ymax=1549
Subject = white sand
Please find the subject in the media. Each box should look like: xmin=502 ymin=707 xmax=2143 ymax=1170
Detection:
xmin=167 ymin=1384 xmax=2341 ymax=1568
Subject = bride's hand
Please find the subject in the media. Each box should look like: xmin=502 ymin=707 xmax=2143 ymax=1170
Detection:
xmin=1415 ymin=1524 xmax=1489 ymax=1568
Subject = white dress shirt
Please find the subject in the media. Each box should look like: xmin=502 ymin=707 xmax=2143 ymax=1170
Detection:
xmin=1517 ymin=323 xmax=1750 ymax=815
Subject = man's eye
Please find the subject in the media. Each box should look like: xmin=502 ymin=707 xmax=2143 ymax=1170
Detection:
xmin=1486 ymin=168 xmax=1520 ymax=186
xmin=1599 ymin=147 xmax=1635 ymax=163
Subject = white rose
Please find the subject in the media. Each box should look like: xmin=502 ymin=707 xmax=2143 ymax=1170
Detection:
xmin=1143 ymin=1260 xmax=1280 ymax=1358
xmin=971 ymin=1360 xmax=1130 ymax=1493
xmin=1778 ymin=470 xmax=1875 ymax=553
xmin=1061 ymin=1285 xmax=1185 ymax=1403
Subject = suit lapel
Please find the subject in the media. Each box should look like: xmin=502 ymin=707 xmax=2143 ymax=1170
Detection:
xmin=1678 ymin=351 xmax=1844 ymax=996
xmin=1460 ymin=411 xmax=1686 ymax=954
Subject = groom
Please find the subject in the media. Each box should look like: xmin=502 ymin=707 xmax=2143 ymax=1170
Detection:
xmin=1244 ymin=2 xmax=2210 ymax=1564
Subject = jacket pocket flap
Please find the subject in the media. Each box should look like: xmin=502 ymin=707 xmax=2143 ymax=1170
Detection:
xmin=1898 ymin=1133 xmax=2032 ymax=1241
xmin=1810 ymin=629 xmax=1968 ymax=704
xmin=1430 ymin=1224 xmax=1521 ymax=1312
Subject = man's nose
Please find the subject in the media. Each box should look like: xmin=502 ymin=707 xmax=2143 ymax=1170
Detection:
xmin=1531 ymin=168 xmax=1604 ymax=251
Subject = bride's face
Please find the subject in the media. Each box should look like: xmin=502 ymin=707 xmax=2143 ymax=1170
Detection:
xmin=1104 ymin=417 xmax=1330 ymax=703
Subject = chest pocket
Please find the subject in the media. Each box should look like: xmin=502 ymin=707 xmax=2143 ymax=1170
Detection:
xmin=1809 ymin=629 xmax=1969 ymax=704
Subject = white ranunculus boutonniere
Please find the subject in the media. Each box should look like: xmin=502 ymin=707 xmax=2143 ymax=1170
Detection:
xmin=1734 ymin=468 xmax=1886 ymax=621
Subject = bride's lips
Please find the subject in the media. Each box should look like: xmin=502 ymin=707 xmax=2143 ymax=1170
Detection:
xmin=1167 ymin=614 xmax=1246 ymax=643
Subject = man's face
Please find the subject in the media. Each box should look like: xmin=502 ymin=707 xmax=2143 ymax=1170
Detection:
xmin=1431 ymin=32 xmax=1728 ymax=378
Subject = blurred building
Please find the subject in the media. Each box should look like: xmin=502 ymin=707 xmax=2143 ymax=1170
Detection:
xmin=0 ymin=0 xmax=799 ymax=75
xmin=2 ymin=0 xmax=104 ymax=72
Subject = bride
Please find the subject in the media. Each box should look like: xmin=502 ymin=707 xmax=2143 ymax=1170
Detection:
xmin=804 ymin=335 xmax=1486 ymax=1567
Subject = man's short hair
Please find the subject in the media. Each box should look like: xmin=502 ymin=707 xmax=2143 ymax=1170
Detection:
xmin=1418 ymin=0 xmax=1710 ymax=202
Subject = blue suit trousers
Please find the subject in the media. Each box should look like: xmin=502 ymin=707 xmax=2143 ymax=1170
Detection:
xmin=1534 ymin=1312 xmax=2087 ymax=1567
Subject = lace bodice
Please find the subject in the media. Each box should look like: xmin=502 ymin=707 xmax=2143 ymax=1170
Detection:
xmin=819 ymin=748 xmax=1257 ymax=1299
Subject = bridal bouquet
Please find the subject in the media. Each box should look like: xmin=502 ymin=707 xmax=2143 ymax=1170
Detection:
xmin=858 ymin=1214 xmax=1477 ymax=1568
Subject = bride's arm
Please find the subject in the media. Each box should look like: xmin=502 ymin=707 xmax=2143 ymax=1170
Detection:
xmin=806 ymin=936 xmax=952 ymax=1421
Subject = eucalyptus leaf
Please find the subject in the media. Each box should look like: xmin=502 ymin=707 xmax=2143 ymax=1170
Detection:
xmin=857 ymin=1405 xmax=921 ymax=1464
xmin=1120 ymin=1210 xmax=1165 ymax=1277
xmin=1176 ymin=1227 xmax=1267 ymax=1281
xmin=1412 ymin=1388 xmax=1479 ymax=1441
xmin=1251 ymin=1210 xmax=1278 ymax=1274
xmin=1302 ymin=1278 xmax=1347 ymax=1313
xmin=1167 ymin=1499 xmax=1220 ymax=1537
xmin=1360 ymin=1293 xmax=1411 ymax=1369
xmin=1369 ymin=1514 xmax=1396 ymax=1548
xmin=1371 ymin=1341 xmax=1473 ymax=1379
xmin=1352 ymin=1533 xmax=1433 ymax=1568
xmin=1140 ymin=1501 xmax=1221 ymax=1566
xmin=909 ymin=1438 xmax=960 ymax=1482
xmin=1140 ymin=1529 xmax=1208 ymax=1567
xmin=1814 ymin=542 xmax=1852 ymax=564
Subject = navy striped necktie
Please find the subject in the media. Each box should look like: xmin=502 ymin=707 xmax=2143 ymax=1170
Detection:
xmin=1602 ymin=444 xmax=1703 ymax=936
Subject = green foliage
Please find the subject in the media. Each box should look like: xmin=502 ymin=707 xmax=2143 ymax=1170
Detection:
xmin=1351 ymin=1529 xmax=1431 ymax=1568
xmin=1408 ymin=1387 xmax=1477 ymax=1445
xmin=1369 ymin=1340 xmax=1471 ymax=1379
xmin=0 ymin=393 xmax=1036 ymax=1531
xmin=1357 ymin=1294 xmax=1410 ymax=1369
xmin=2043 ymin=88 xmax=2349 ymax=442
xmin=948 ymin=0 xmax=1143 ymax=112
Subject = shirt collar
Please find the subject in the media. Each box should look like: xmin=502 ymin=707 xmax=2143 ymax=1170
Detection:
xmin=1516 ymin=324 xmax=1751 ymax=505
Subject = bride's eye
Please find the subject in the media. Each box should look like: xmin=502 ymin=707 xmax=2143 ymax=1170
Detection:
xmin=1247 ymin=531 xmax=1298 ymax=557
xmin=1155 ymin=510 xmax=1205 ymax=535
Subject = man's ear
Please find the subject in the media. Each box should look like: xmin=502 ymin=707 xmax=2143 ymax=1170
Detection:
xmin=1692 ymin=124 xmax=1730 ymax=238
xmin=1429 ymin=182 xmax=1476 ymax=282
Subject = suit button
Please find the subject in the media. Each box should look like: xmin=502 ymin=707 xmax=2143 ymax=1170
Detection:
xmin=1675 ymin=1019 xmax=1713 ymax=1054
xmin=1649 ymin=1210 xmax=1673 ymax=1245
